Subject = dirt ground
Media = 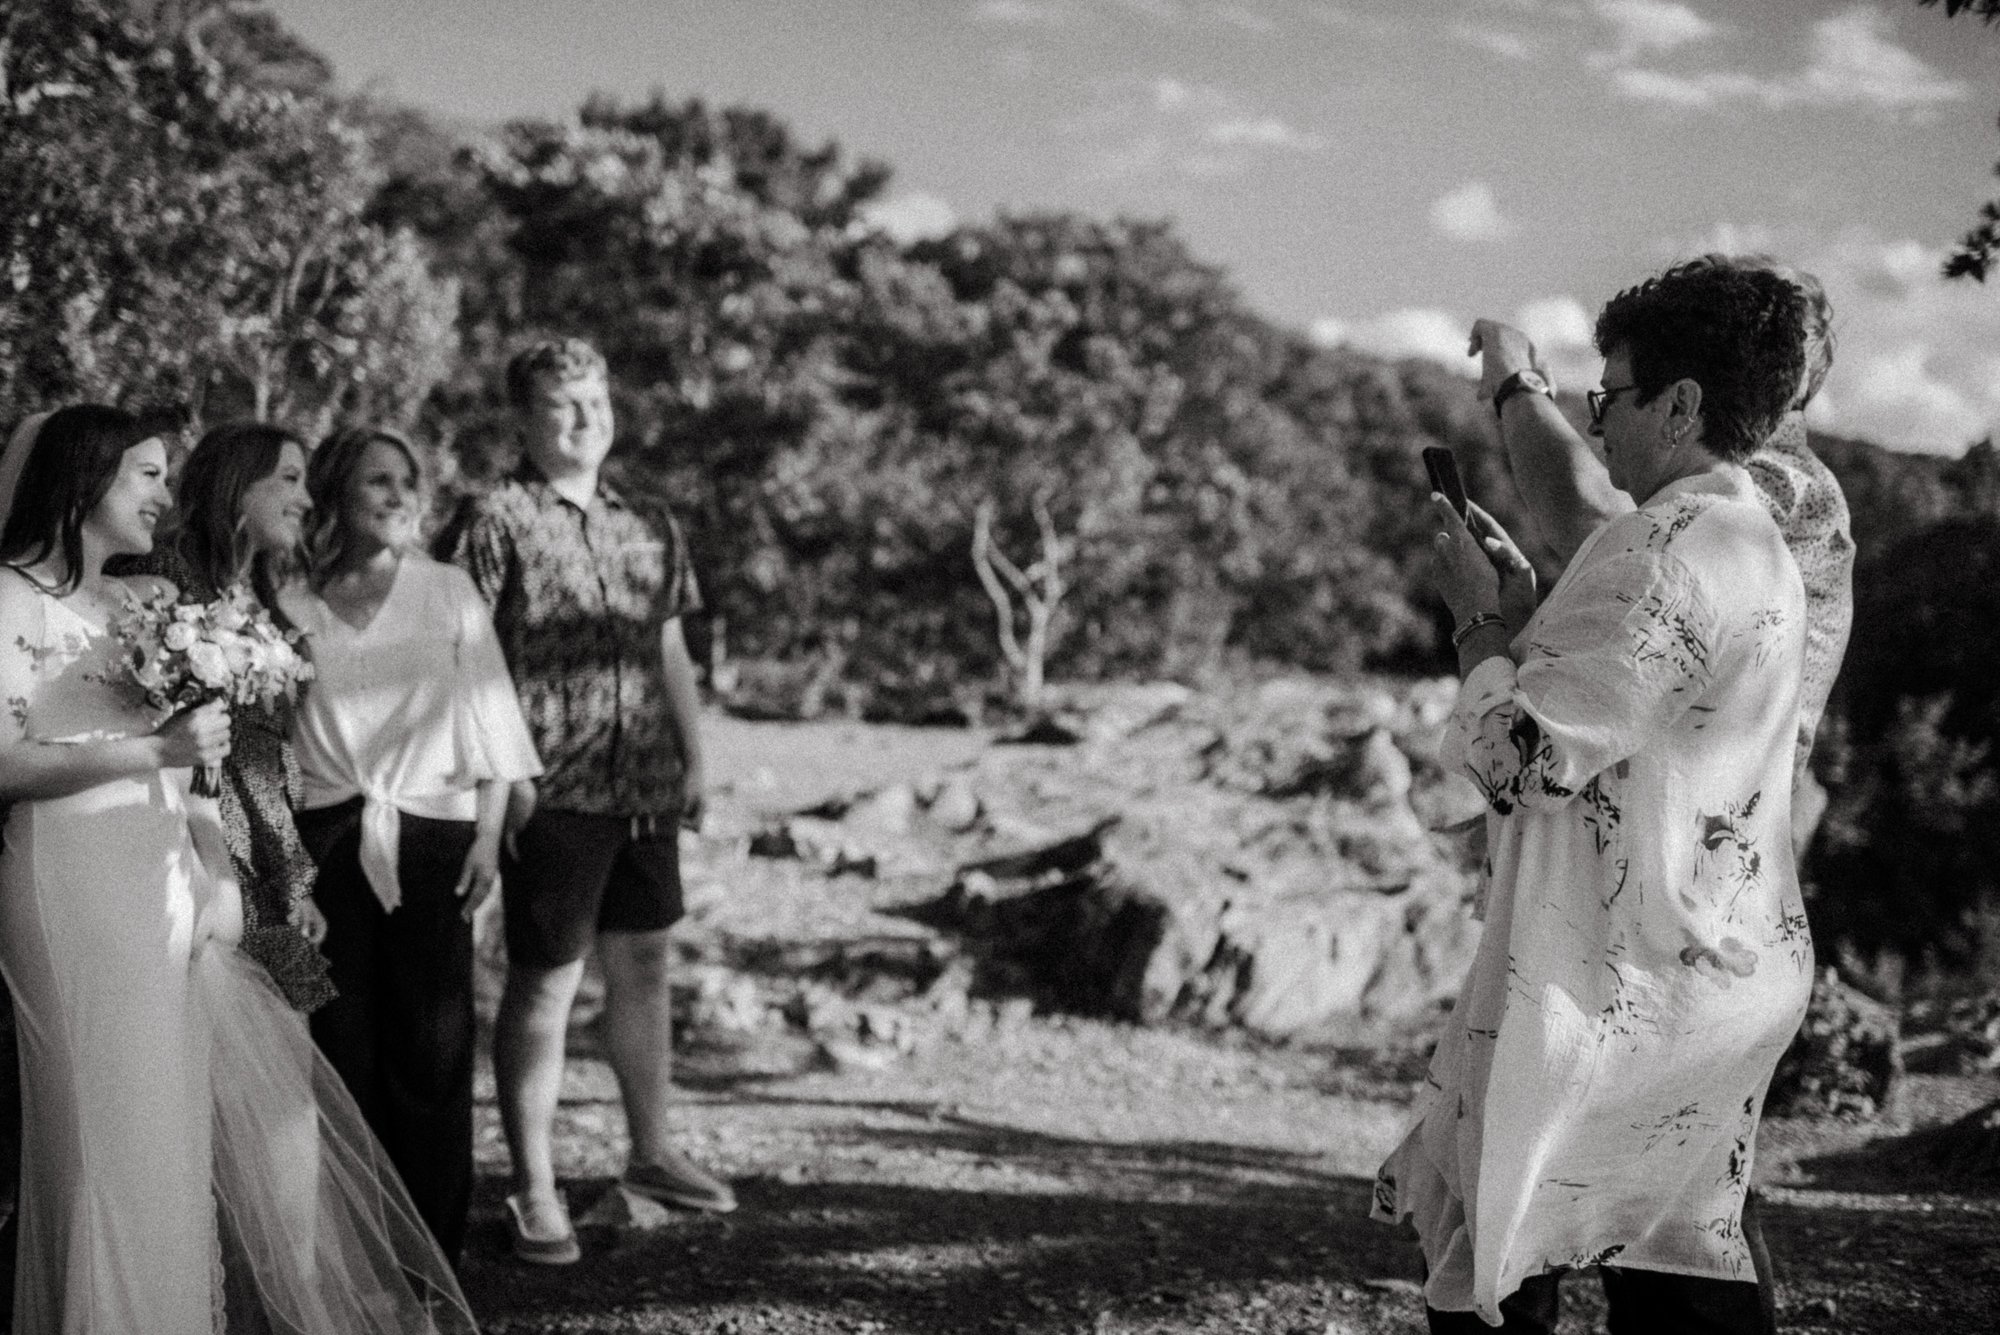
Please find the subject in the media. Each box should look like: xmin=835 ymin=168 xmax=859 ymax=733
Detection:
xmin=457 ymin=715 xmax=2000 ymax=1335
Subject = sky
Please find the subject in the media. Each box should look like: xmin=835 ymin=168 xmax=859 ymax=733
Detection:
xmin=265 ymin=0 xmax=2000 ymax=455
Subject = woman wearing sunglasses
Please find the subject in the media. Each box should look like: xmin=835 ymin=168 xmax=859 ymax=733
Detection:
xmin=1375 ymin=262 xmax=1814 ymax=1335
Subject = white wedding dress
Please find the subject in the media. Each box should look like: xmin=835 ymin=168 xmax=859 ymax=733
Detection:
xmin=0 ymin=573 xmax=476 ymax=1333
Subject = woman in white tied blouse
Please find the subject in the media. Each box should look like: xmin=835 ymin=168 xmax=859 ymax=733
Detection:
xmin=281 ymin=427 xmax=542 ymax=1268
xmin=1374 ymin=263 xmax=1814 ymax=1335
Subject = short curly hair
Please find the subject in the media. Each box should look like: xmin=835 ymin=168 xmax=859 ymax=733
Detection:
xmin=504 ymin=336 xmax=608 ymax=412
xmin=1688 ymin=253 xmax=1835 ymax=409
xmin=1594 ymin=262 xmax=1811 ymax=462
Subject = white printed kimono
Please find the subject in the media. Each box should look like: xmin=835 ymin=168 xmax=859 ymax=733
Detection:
xmin=1373 ymin=468 xmax=1815 ymax=1324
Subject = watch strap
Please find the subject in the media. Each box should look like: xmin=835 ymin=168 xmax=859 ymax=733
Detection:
xmin=1492 ymin=369 xmax=1552 ymax=418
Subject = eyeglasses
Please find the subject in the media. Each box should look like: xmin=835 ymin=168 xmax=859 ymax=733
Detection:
xmin=1587 ymin=384 xmax=1640 ymax=428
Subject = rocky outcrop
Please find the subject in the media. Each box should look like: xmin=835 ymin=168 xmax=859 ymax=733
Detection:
xmin=750 ymin=677 xmax=1486 ymax=1039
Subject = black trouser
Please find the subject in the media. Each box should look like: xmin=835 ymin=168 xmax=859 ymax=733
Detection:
xmin=298 ymin=800 xmax=477 ymax=1268
xmin=1425 ymin=1196 xmax=1777 ymax=1335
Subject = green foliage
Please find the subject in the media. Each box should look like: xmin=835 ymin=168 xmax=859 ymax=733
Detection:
xmin=408 ymin=96 xmax=1533 ymax=704
xmin=1810 ymin=514 xmax=2000 ymax=973
xmin=1919 ymin=0 xmax=2000 ymax=22
xmin=1767 ymin=968 xmax=1902 ymax=1119
xmin=0 ymin=0 xmax=457 ymax=433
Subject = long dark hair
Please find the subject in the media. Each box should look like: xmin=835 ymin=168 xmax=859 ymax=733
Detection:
xmin=304 ymin=426 xmax=425 ymax=584
xmin=0 ymin=405 xmax=160 ymax=594
xmin=172 ymin=420 xmax=305 ymax=609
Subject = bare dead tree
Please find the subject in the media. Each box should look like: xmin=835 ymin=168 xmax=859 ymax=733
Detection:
xmin=971 ymin=490 xmax=1065 ymax=708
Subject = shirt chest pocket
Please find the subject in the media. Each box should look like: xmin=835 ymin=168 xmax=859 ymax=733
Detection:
xmin=605 ymin=540 xmax=667 ymax=613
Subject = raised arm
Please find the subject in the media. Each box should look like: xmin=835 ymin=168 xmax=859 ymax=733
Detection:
xmin=1470 ymin=319 xmax=1633 ymax=566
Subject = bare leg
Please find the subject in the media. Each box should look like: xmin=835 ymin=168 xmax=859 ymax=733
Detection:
xmin=596 ymin=928 xmax=676 ymax=1166
xmin=494 ymin=957 xmax=585 ymax=1221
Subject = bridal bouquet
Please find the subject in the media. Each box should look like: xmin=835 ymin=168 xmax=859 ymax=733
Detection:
xmin=113 ymin=584 xmax=314 ymax=796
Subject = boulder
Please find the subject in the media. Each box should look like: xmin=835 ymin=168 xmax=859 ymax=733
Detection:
xmin=927 ymin=805 xmax=1478 ymax=1038
xmin=1937 ymin=988 xmax=2000 ymax=1075
xmin=839 ymin=783 xmax=919 ymax=838
xmin=924 ymin=776 xmax=983 ymax=832
xmin=675 ymin=964 xmax=771 ymax=1034
xmin=1067 ymin=681 xmax=1193 ymax=743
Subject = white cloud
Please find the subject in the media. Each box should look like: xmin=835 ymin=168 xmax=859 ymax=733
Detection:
xmin=1608 ymin=66 xmax=1758 ymax=107
xmin=1608 ymin=6 xmax=1965 ymax=114
xmin=1514 ymin=297 xmax=1591 ymax=348
xmin=1311 ymin=295 xmax=1606 ymax=395
xmin=972 ymin=0 xmax=1070 ymax=23
xmin=981 ymin=0 xmax=1295 ymax=33
xmin=1211 ymin=3 xmax=1280 ymax=35
xmin=857 ymin=191 xmax=959 ymax=244
xmin=1795 ymin=5 xmax=1965 ymax=110
xmin=1429 ymin=181 xmax=1515 ymax=243
xmin=1099 ymin=0 xmax=1187 ymax=23
xmin=1205 ymin=115 xmax=1322 ymax=150
xmin=1310 ymin=308 xmax=1474 ymax=368
xmin=1452 ymin=23 xmax=1538 ymax=61
xmin=1814 ymin=343 xmax=1989 ymax=455
xmin=1073 ymin=75 xmax=1323 ymax=177
xmin=1511 ymin=295 xmax=1605 ymax=394
xmin=1666 ymin=224 xmax=2000 ymax=454
xmin=1592 ymin=0 xmax=1718 ymax=61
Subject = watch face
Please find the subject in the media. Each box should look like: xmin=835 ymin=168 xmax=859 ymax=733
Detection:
xmin=1516 ymin=370 xmax=1551 ymax=395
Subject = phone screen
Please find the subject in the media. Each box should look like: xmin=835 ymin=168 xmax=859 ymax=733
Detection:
xmin=1422 ymin=447 xmax=1469 ymax=519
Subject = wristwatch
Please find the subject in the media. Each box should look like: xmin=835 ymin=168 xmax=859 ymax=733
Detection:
xmin=1492 ymin=368 xmax=1553 ymax=418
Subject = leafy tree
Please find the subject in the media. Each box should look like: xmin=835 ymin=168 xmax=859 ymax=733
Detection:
xmin=1811 ymin=515 xmax=2000 ymax=974
xmin=0 ymin=0 xmax=456 ymax=433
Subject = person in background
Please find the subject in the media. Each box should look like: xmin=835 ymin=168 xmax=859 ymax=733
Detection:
xmin=1375 ymin=263 xmax=1814 ymax=1334
xmin=282 ymin=425 xmax=542 ymax=1267
xmin=1468 ymin=254 xmax=1853 ymax=847
xmin=442 ymin=336 xmax=732 ymax=1267
xmin=112 ymin=420 xmax=336 ymax=1013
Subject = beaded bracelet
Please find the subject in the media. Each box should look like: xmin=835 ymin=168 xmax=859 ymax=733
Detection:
xmin=1451 ymin=612 xmax=1506 ymax=648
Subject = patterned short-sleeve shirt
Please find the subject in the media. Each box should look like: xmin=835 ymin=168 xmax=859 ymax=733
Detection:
xmin=1746 ymin=413 xmax=1855 ymax=778
xmin=442 ymin=466 xmax=702 ymax=818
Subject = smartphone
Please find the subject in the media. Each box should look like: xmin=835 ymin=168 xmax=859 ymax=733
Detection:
xmin=1422 ymin=446 xmax=1470 ymax=520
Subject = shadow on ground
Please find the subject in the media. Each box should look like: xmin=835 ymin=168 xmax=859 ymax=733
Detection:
xmin=460 ymin=1118 xmax=1412 ymax=1334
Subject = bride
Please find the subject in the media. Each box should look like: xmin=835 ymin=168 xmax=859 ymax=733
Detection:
xmin=0 ymin=406 xmax=477 ymax=1333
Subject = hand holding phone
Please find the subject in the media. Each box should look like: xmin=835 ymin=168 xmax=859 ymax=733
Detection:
xmin=1422 ymin=446 xmax=1469 ymax=520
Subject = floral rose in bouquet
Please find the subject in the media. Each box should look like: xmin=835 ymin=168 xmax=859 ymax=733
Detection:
xmin=114 ymin=584 xmax=314 ymax=796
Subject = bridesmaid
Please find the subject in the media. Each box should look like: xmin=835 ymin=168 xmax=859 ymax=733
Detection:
xmin=281 ymin=426 xmax=541 ymax=1266
xmin=112 ymin=420 xmax=336 ymax=1014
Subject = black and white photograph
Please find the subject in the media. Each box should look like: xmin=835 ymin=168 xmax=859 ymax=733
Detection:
xmin=2 ymin=1 xmax=1999 ymax=1331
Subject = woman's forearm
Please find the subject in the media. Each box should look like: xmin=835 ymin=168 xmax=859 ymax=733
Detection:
xmin=471 ymin=778 xmax=508 ymax=851
xmin=0 ymin=735 xmax=166 ymax=805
